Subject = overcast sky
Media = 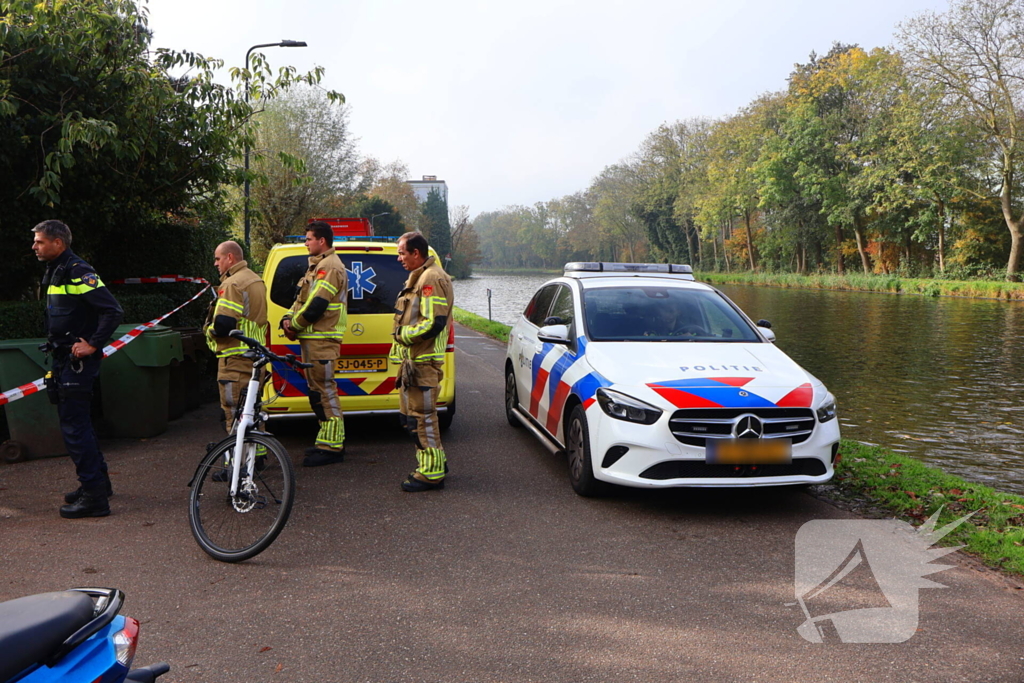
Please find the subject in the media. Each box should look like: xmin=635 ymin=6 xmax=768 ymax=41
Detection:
xmin=145 ymin=0 xmax=950 ymax=218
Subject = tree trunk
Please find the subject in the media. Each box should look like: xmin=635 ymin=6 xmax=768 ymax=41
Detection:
xmin=936 ymin=197 xmax=946 ymax=274
xmin=744 ymin=209 xmax=756 ymax=271
xmin=722 ymin=223 xmax=731 ymax=272
xmin=853 ymin=215 xmax=871 ymax=275
xmin=834 ymin=225 xmax=845 ymax=275
xmin=712 ymin=225 xmax=719 ymax=269
xmin=1001 ymin=178 xmax=1022 ymax=281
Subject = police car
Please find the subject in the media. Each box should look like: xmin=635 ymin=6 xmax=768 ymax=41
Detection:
xmin=260 ymin=222 xmax=455 ymax=427
xmin=504 ymin=262 xmax=839 ymax=496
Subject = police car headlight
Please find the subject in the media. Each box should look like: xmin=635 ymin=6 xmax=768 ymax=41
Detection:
xmin=816 ymin=393 xmax=837 ymax=423
xmin=596 ymin=388 xmax=662 ymax=425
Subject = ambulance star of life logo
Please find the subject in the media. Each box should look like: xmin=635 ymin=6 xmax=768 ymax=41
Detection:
xmin=790 ymin=508 xmax=974 ymax=643
xmin=347 ymin=261 xmax=377 ymax=300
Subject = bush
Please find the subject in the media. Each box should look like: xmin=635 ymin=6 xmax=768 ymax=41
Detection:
xmin=0 ymin=290 xmax=212 ymax=341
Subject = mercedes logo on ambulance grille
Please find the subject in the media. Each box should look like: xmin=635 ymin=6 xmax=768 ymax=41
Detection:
xmin=351 ymin=323 xmax=365 ymax=336
xmin=734 ymin=414 xmax=763 ymax=439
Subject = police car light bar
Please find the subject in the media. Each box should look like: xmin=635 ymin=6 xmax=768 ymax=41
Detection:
xmin=564 ymin=262 xmax=693 ymax=274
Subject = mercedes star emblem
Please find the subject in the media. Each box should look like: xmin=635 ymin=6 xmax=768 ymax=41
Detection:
xmin=351 ymin=323 xmax=365 ymax=336
xmin=734 ymin=414 xmax=763 ymax=439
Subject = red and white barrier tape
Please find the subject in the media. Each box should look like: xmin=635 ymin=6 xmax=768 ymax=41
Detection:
xmin=0 ymin=276 xmax=211 ymax=407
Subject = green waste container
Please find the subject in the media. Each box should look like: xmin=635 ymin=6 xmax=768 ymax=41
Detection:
xmin=97 ymin=324 xmax=183 ymax=438
xmin=0 ymin=339 xmax=65 ymax=463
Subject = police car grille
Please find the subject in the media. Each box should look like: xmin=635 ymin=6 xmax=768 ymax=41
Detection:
xmin=669 ymin=408 xmax=816 ymax=447
xmin=639 ymin=458 xmax=827 ymax=480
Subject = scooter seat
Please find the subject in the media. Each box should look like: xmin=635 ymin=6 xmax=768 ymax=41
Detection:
xmin=0 ymin=591 xmax=95 ymax=681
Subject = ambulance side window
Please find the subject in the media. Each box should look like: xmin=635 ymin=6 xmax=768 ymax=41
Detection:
xmin=269 ymin=256 xmax=308 ymax=309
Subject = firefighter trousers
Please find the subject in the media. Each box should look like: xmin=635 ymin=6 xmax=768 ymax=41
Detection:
xmin=398 ymin=362 xmax=445 ymax=481
xmin=300 ymin=339 xmax=344 ymax=452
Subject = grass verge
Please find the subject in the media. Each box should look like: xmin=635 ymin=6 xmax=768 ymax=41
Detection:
xmin=451 ymin=311 xmax=1024 ymax=578
xmin=453 ymin=306 xmax=511 ymax=343
xmin=697 ymin=271 xmax=1024 ymax=301
xmin=824 ymin=440 xmax=1024 ymax=577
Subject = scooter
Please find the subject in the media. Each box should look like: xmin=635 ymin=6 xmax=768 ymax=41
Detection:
xmin=0 ymin=588 xmax=169 ymax=683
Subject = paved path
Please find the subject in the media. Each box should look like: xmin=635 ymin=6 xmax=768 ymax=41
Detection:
xmin=1 ymin=325 xmax=1022 ymax=682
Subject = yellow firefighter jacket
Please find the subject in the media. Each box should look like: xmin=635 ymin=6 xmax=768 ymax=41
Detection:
xmin=389 ymin=256 xmax=453 ymax=365
xmin=205 ymin=261 xmax=268 ymax=357
xmin=284 ymin=248 xmax=348 ymax=341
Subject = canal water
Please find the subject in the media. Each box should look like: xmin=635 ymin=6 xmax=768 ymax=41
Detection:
xmin=454 ymin=273 xmax=1024 ymax=495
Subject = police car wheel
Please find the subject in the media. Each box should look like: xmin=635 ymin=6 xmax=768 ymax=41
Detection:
xmin=566 ymin=405 xmax=608 ymax=497
xmin=505 ymin=367 xmax=521 ymax=429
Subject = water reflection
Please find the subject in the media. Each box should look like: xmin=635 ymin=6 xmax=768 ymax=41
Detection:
xmin=454 ymin=274 xmax=1024 ymax=494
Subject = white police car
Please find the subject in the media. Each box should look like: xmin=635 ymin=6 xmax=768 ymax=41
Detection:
xmin=504 ymin=262 xmax=839 ymax=496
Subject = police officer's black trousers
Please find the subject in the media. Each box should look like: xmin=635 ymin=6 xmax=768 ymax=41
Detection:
xmin=53 ymin=352 xmax=109 ymax=493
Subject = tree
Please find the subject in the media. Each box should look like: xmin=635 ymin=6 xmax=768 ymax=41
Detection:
xmin=0 ymin=0 xmax=340 ymax=297
xmin=359 ymin=159 xmax=421 ymax=233
xmin=899 ymin=0 xmax=1024 ymax=280
xmin=591 ymin=164 xmax=648 ymax=262
xmin=420 ymin=188 xmax=452 ymax=267
xmin=447 ymin=205 xmax=481 ymax=278
xmin=249 ymin=86 xmax=359 ymax=260
xmin=356 ymin=196 xmax=405 ymax=237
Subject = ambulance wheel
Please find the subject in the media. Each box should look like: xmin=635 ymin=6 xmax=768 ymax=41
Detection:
xmin=566 ymin=405 xmax=608 ymax=497
xmin=1 ymin=440 xmax=27 ymax=464
xmin=439 ymin=396 xmax=456 ymax=432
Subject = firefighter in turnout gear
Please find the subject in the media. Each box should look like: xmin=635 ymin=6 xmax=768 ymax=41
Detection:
xmin=390 ymin=231 xmax=453 ymax=492
xmin=282 ymin=221 xmax=349 ymax=467
xmin=32 ymin=220 xmax=123 ymax=519
xmin=205 ymin=240 xmax=268 ymax=435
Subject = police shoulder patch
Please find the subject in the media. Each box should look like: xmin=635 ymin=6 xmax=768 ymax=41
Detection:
xmin=81 ymin=272 xmax=99 ymax=287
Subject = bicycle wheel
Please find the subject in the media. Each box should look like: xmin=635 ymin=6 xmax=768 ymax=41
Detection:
xmin=188 ymin=433 xmax=295 ymax=562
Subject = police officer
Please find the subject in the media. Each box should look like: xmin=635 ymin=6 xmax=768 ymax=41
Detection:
xmin=390 ymin=231 xmax=453 ymax=492
xmin=282 ymin=221 xmax=349 ymax=467
xmin=205 ymin=240 xmax=268 ymax=433
xmin=32 ymin=220 xmax=123 ymax=518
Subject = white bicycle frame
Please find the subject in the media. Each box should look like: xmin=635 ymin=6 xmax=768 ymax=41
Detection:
xmin=227 ymin=364 xmax=263 ymax=497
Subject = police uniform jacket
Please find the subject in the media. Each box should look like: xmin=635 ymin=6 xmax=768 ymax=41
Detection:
xmin=284 ymin=248 xmax=348 ymax=342
xmin=389 ymin=255 xmax=453 ymax=366
xmin=43 ymin=249 xmax=123 ymax=349
xmin=206 ymin=261 xmax=268 ymax=358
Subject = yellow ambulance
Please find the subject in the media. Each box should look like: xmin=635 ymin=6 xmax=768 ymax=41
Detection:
xmin=260 ymin=223 xmax=456 ymax=428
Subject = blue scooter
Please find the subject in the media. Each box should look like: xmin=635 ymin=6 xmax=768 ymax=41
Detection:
xmin=0 ymin=588 xmax=169 ymax=683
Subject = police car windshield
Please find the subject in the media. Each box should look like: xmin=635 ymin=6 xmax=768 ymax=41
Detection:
xmin=581 ymin=286 xmax=761 ymax=342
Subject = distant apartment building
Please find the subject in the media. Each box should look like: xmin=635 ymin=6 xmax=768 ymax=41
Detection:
xmin=408 ymin=175 xmax=448 ymax=204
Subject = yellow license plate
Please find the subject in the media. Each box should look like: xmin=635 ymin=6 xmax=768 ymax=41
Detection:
xmin=335 ymin=357 xmax=388 ymax=373
xmin=706 ymin=439 xmax=792 ymax=464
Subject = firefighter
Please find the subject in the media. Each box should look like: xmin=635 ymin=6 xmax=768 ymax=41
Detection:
xmin=204 ymin=241 xmax=268 ymax=478
xmin=282 ymin=221 xmax=349 ymax=466
xmin=390 ymin=231 xmax=453 ymax=492
xmin=32 ymin=220 xmax=123 ymax=518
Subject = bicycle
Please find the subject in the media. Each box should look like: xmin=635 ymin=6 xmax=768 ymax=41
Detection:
xmin=187 ymin=329 xmax=311 ymax=562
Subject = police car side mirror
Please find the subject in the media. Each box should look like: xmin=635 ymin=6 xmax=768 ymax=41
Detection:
xmin=756 ymin=320 xmax=776 ymax=343
xmin=538 ymin=324 xmax=571 ymax=345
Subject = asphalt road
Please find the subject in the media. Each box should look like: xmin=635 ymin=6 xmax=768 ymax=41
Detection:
xmin=1 ymin=325 xmax=1023 ymax=682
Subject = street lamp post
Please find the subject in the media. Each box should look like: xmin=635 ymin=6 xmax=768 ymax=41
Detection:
xmin=243 ymin=40 xmax=307 ymax=250
xmin=370 ymin=212 xmax=390 ymax=235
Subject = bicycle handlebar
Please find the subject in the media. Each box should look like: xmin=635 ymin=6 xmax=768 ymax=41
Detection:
xmin=228 ymin=329 xmax=314 ymax=369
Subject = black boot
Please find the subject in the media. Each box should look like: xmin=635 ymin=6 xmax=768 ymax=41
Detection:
xmin=64 ymin=479 xmax=113 ymax=504
xmin=303 ymin=447 xmax=345 ymax=467
xmin=60 ymin=490 xmax=110 ymax=519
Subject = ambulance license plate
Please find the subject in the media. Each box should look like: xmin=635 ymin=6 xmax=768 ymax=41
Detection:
xmin=335 ymin=357 xmax=388 ymax=373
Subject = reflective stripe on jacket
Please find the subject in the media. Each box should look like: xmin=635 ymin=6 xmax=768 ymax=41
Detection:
xmin=389 ymin=256 xmax=453 ymax=365
xmin=42 ymin=249 xmax=123 ymax=348
xmin=285 ymin=249 xmax=348 ymax=341
xmin=205 ymin=261 xmax=268 ymax=358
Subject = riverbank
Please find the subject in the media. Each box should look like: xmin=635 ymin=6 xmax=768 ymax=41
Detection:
xmin=453 ymin=305 xmax=1024 ymax=578
xmin=697 ymin=270 xmax=1024 ymax=301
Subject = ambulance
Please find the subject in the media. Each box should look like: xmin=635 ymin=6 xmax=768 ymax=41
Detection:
xmin=260 ymin=218 xmax=456 ymax=427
